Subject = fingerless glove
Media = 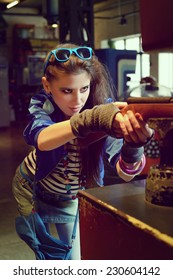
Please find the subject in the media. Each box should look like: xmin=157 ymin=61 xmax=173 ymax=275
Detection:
xmin=121 ymin=142 xmax=144 ymax=163
xmin=70 ymin=103 xmax=120 ymax=138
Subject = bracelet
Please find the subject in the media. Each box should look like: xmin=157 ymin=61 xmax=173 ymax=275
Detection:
xmin=118 ymin=154 xmax=146 ymax=175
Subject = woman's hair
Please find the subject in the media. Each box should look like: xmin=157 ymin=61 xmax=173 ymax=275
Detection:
xmin=44 ymin=43 xmax=116 ymax=106
xmin=44 ymin=43 xmax=117 ymax=185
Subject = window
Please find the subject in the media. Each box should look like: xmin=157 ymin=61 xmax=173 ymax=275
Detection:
xmin=101 ymin=35 xmax=150 ymax=90
xmin=159 ymin=53 xmax=173 ymax=89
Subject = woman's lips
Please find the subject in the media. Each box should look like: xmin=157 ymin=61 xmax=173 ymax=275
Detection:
xmin=69 ymin=106 xmax=81 ymax=112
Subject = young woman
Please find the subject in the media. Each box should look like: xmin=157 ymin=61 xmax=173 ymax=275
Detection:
xmin=12 ymin=43 xmax=153 ymax=260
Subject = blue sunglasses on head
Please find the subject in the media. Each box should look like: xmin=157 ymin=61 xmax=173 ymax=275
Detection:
xmin=44 ymin=46 xmax=93 ymax=73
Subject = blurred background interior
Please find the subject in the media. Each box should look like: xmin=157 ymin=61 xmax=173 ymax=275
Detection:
xmin=0 ymin=0 xmax=173 ymax=259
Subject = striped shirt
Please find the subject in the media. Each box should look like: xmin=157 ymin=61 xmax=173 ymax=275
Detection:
xmin=24 ymin=139 xmax=83 ymax=195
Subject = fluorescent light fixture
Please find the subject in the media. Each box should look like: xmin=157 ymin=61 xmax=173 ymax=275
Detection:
xmin=6 ymin=1 xmax=19 ymax=9
xmin=52 ymin=23 xmax=58 ymax=28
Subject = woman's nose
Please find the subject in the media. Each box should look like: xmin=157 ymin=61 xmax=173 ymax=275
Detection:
xmin=73 ymin=91 xmax=81 ymax=104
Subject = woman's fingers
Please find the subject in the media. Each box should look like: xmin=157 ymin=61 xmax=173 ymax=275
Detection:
xmin=123 ymin=113 xmax=139 ymax=143
xmin=126 ymin=111 xmax=153 ymax=143
xmin=113 ymin=101 xmax=127 ymax=109
xmin=135 ymin=112 xmax=154 ymax=138
xmin=112 ymin=112 xmax=133 ymax=142
xmin=112 ymin=110 xmax=153 ymax=143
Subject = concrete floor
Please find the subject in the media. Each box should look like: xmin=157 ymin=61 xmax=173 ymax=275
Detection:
xmin=0 ymin=122 xmax=35 ymax=260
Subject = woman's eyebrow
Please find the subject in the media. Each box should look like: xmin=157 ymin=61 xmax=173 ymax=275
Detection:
xmin=59 ymin=87 xmax=72 ymax=90
xmin=60 ymin=84 xmax=90 ymax=90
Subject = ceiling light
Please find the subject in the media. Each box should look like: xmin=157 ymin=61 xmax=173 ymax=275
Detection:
xmin=6 ymin=1 xmax=19 ymax=9
xmin=51 ymin=23 xmax=58 ymax=28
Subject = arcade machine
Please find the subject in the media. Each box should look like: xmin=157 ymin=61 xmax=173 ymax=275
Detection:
xmin=78 ymin=0 xmax=173 ymax=259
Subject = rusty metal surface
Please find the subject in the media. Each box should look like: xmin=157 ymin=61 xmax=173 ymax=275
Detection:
xmin=79 ymin=179 xmax=173 ymax=237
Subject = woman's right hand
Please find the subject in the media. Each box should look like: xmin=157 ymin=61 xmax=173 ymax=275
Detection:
xmin=112 ymin=109 xmax=154 ymax=145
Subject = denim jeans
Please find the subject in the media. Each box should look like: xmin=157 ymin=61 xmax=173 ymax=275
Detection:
xmin=12 ymin=165 xmax=81 ymax=260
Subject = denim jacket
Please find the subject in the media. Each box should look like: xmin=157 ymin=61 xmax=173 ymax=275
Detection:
xmin=23 ymin=89 xmax=126 ymax=185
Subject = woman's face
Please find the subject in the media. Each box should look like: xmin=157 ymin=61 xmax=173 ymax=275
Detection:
xmin=43 ymin=71 xmax=91 ymax=118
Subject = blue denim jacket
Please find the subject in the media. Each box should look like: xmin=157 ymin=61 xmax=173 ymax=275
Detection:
xmin=23 ymin=89 xmax=124 ymax=185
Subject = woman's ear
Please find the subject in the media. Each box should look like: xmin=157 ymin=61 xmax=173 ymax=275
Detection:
xmin=42 ymin=76 xmax=51 ymax=94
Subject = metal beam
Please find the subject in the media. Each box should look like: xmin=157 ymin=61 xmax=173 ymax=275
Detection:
xmin=59 ymin=0 xmax=94 ymax=48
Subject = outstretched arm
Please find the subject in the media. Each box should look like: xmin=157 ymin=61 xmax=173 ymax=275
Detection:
xmin=37 ymin=104 xmax=153 ymax=151
xmin=37 ymin=120 xmax=76 ymax=151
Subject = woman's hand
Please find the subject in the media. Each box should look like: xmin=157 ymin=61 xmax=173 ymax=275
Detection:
xmin=112 ymin=110 xmax=154 ymax=145
xmin=113 ymin=101 xmax=127 ymax=109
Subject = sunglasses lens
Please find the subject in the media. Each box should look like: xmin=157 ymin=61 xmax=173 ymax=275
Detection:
xmin=56 ymin=49 xmax=71 ymax=61
xmin=76 ymin=48 xmax=91 ymax=59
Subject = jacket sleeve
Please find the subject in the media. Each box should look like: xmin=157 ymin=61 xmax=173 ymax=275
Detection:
xmin=104 ymin=136 xmax=123 ymax=167
xmin=23 ymin=90 xmax=56 ymax=147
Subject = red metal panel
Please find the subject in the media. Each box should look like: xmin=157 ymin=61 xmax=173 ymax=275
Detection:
xmin=140 ymin=0 xmax=173 ymax=51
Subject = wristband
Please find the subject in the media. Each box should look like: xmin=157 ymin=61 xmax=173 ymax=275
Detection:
xmin=124 ymin=131 xmax=155 ymax=148
xmin=121 ymin=143 xmax=144 ymax=163
xmin=70 ymin=103 xmax=120 ymax=138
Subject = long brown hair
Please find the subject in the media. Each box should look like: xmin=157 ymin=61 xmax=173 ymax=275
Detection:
xmin=44 ymin=43 xmax=117 ymax=185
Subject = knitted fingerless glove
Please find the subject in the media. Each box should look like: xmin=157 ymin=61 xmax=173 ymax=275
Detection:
xmin=70 ymin=103 xmax=120 ymax=138
xmin=121 ymin=142 xmax=144 ymax=163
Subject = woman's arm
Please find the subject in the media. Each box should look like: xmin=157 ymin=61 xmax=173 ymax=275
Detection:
xmin=25 ymin=93 xmax=153 ymax=152
xmin=37 ymin=105 xmax=153 ymax=151
xmin=37 ymin=120 xmax=76 ymax=151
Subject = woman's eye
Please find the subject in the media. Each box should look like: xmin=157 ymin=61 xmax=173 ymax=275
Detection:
xmin=62 ymin=89 xmax=72 ymax=94
xmin=80 ymin=86 xmax=89 ymax=93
